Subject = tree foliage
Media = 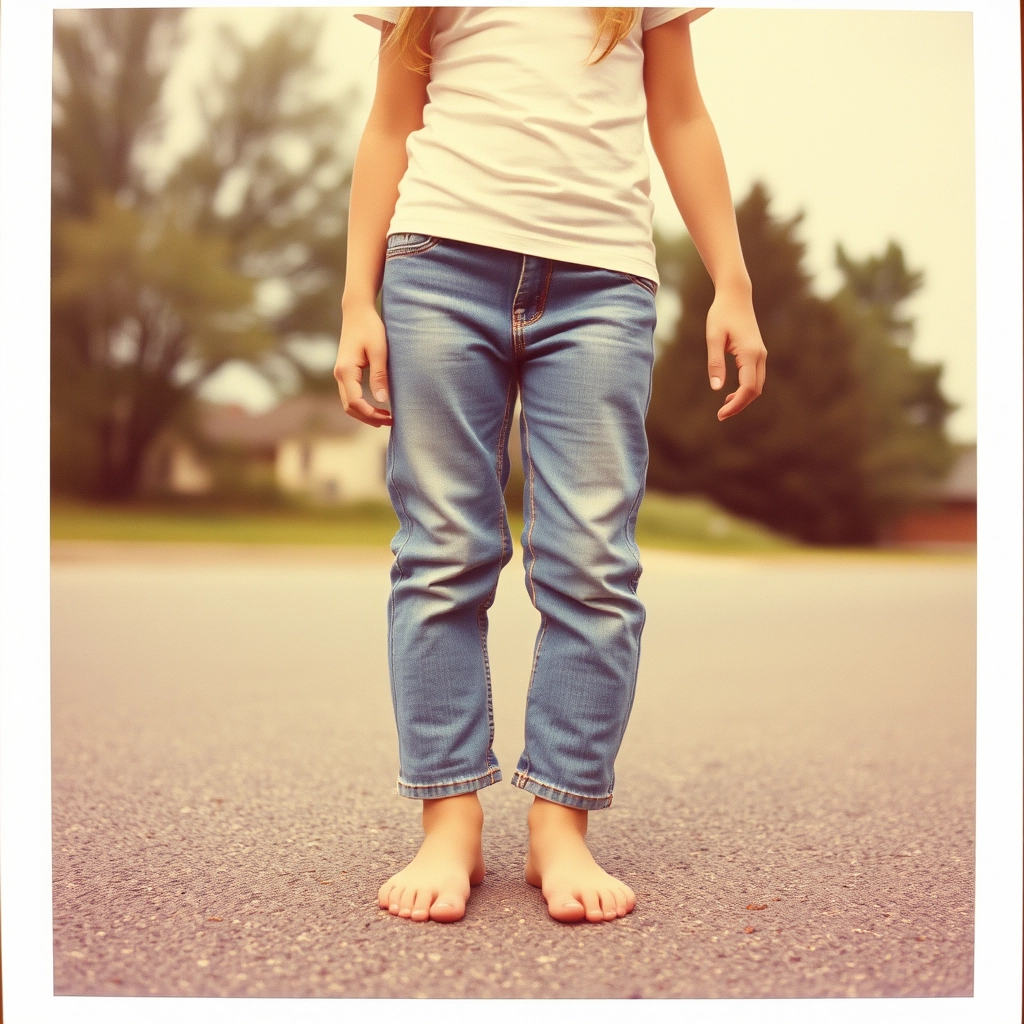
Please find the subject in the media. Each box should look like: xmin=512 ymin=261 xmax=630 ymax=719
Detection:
xmin=647 ymin=183 xmax=955 ymax=545
xmin=167 ymin=16 xmax=354 ymax=340
xmin=51 ymin=10 xmax=354 ymax=498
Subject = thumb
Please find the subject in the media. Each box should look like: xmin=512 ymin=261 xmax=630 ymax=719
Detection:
xmin=706 ymin=323 xmax=727 ymax=391
xmin=368 ymin=346 xmax=390 ymax=404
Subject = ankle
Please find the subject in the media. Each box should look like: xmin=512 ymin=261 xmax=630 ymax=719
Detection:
xmin=527 ymin=796 xmax=588 ymax=837
xmin=422 ymin=791 xmax=484 ymax=832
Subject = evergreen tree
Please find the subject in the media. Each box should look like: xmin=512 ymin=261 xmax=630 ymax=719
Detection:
xmin=51 ymin=10 xmax=354 ymax=498
xmin=833 ymin=243 xmax=957 ymax=523
xmin=647 ymin=183 xmax=954 ymax=544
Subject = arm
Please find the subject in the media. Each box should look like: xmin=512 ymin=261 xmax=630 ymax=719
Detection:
xmin=335 ymin=21 xmax=429 ymax=426
xmin=643 ymin=15 xmax=766 ymax=420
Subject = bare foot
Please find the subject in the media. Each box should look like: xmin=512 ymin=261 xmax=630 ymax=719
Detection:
xmin=378 ymin=792 xmax=486 ymax=923
xmin=524 ymin=796 xmax=636 ymax=923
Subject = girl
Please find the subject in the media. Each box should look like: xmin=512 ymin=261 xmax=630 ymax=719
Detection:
xmin=336 ymin=6 xmax=766 ymax=925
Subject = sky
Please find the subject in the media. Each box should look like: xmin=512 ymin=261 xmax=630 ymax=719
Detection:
xmin=156 ymin=6 xmax=976 ymax=439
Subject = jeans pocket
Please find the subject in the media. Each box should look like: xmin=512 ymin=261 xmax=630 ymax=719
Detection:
xmin=385 ymin=233 xmax=440 ymax=259
xmin=623 ymin=272 xmax=658 ymax=297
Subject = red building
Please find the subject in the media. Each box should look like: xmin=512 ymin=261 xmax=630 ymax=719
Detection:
xmin=883 ymin=445 xmax=976 ymax=548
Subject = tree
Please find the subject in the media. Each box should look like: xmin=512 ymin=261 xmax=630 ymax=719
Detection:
xmin=833 ymin=242 xmax=957 ymax=524
xmin=166 ymin=15 xmax=355 ymax=347
xmin=51 ymin=9 xmax=183 ymax=221
xmin=51 ymin=10 xmax=355 ymax=498
xmin=646 ymin=183 xmax=955 ymax=544
xmin=51 ymin=196 xmax=269 ymax=496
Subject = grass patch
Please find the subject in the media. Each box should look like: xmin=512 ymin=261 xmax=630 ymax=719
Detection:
xmin=50 ymin=494 xmax=973 ymax=561
xmin=50 ymin=498 xmax=401 ymax=547
xmin=51 ymin=491 xmax=795 ymax=554
xmin=635 ymin=491 xmax=793 ymax=553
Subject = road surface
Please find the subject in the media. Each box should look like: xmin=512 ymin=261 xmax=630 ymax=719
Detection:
xmin=50 ymin=541 xmax=975 ymax=999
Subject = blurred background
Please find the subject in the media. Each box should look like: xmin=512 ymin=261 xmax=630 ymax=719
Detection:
xmin=50 ymin=7 xmax=976 ymax=553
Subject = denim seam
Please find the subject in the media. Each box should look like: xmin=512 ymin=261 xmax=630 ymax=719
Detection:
xmin=522 ymin=260 xmax=553 ymax=326
xmin=510 ymin=259 xmax=542 ymax=781
xmin=624 ymin=476 xmax=645 ymax=596
xmin=384 ymin=237 xmax=440 ymax=260
xmin=511 ymin=255 xmax=528 ymax=359
xmin=517 ymin=367 xmax=548 ymax=780
xmin=398 ymin=766 xmax=501 ymax=790
xmin=613 ymin=327 xmax=656 ymax=760
xmin=625 ymin=272 xmax=658 ymax=296
xmin=521 ymin=400 xmax=539 ymax=609
xmin=476 ymin=376 xmax=518 ymax=751
xmin=384 ymin=428 xmax=412 ymax=772
xmin=510 ymin=770 xmax=614 ymax=807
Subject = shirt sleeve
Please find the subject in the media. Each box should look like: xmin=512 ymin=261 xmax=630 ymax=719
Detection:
xmin=351 ymin=7 xmax=401 ymax=31
xmin=641 ymin=8 xmax=713 ymax=32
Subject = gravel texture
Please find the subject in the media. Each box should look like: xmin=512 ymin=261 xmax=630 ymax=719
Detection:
xmin=50 ymin=542 xmax=975 ymax=999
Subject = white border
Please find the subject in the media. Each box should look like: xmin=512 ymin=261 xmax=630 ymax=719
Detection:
xmin=1 ymin=1 xmax=1020 ymax=1022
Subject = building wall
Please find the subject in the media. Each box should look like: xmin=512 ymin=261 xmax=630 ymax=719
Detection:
xmin=277 ymin=431 xmax=389 ymax=502
xmin=141 ymin=435 xmax=213 ymax=495
xmin=886 ymin=502 xmax=976 ymax=545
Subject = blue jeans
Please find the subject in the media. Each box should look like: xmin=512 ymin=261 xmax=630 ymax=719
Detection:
xmin=381 ymin=234 xmax=657 ymax=811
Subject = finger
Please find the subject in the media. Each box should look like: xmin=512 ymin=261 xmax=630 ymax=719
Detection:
xmin=717 ymin=360 xmax=759 ymax=420
xmin=367 ymin=344 xmax=390 ymax=405
xmin=706 ymin=322 xmax=727 ymax=391
xmin=337 ymin=382 xmax=392 ymax=427
xmin=337 ymin=365 xmax=389 ymax=425
xmin=350 ymin=403 xmax=393 ymax=427
xmin=718 ymin=379 xmax=758 ymax=419
xmin=756 ymin=350 xmax=767 ymax=395
xmin=339 ymin=363 xmax=365 ymax=410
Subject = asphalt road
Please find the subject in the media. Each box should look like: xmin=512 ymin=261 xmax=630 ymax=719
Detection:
xmin=50 ymin=541 xmax=976 ymax=1000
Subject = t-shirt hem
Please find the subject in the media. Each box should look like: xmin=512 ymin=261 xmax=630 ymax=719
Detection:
xmin=388 ymin=219 xmax=661 ymax=286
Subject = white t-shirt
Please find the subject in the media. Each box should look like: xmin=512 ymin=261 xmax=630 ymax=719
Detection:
xmin=353 ymin=7 xmax=707 ymax=284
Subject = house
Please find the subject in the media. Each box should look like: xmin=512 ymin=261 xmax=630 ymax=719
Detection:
xmin=882 ymin=444 xmax=977 ymax=547
xmin=145 ymin=394 xmax=391 ymax=502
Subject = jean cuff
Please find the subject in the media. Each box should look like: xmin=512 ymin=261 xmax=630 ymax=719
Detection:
xmin=510 ymin=771 xmax=613 ymax=810
xmin=396 ymin=766 xmax=502 ymax=801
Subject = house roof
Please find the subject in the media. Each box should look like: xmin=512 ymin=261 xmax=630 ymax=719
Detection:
xmin=200 ymin=395 xmax=360 ymax=449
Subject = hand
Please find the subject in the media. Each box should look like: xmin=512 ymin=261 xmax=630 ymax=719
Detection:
xmin=333 ymin=303 xmax=394 ymax=428
xmin=705 ymin=285 xmax=767 ymax=421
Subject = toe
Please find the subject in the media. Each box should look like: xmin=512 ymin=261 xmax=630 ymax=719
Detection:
xmin=378 ymin=881 xmax=394 ymax=911
xmin=546 ymin=888 xmax=586 ymax=923
xmin=599 ymin=889 xmax=618 ymax=920
xmin=410 ymin=889 xmax=433 ymax=922
xmin=430 ymin=888 xmax=467 ymax=923
xmin=620 ymin=884 xmax=636 ymax=914
xmin=398 ymin=887 xmax=417 ymax=918
xmin=611 ymin=888 xmax=629 ymax=917
xmin=581 ymin=890 xmax=604 ymax=923
xmin=386 ymin=884 xmax=404 ymax=915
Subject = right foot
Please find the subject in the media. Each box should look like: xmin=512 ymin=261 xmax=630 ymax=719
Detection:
xmin=377 ymin=791 xmax=486 ymax=923
xmin=525 ymin=796 xmax=636 ymax=923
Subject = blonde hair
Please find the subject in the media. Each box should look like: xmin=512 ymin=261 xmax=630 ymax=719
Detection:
xmin=383 ymin=8 xmax=641 ymax=74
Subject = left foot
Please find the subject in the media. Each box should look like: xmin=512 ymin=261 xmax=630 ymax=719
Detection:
xmin=524 ymin=796 xmax=636 ymax=923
